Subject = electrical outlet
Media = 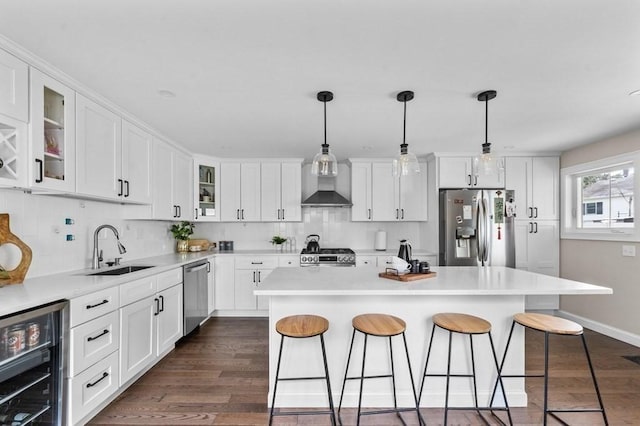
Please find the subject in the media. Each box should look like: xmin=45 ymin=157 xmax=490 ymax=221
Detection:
xmin=622 ymin=245 xmax=636 ymax=257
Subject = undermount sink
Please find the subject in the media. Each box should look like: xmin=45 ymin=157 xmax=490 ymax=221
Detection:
xmin=88 ymin=265 xmax=155 ymax=276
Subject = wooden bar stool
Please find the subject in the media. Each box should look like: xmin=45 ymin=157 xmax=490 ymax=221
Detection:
xmin=418 ymin=313 xmax=512 ymax=426
xmin=491 ymin=312 xmax=608 ymax=425
xmin=269 ymin=314 xmax=337 ymax=426
xmin=337 ymin=313 xmax=423 ymax=426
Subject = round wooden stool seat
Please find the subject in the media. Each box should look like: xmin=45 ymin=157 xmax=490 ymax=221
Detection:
xmin=352 ymin=313 xmax=406 ymax=336
xmin=432 ymin=313 xmax=492 ymax=334
xmin=514 ymin=312 xmax=583 ymax=335
xmin=275 ymin=314 xmax=329 ymax=338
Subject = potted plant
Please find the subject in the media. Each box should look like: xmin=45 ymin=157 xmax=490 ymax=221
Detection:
xmin=170 ymin=221 xmax=195 ymax=252
xmin=271 ymin=235 xmax=287 ymax=252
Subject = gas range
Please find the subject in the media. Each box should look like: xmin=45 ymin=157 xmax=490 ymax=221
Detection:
xmin=300 ymin=248 xmax=356 ymax=267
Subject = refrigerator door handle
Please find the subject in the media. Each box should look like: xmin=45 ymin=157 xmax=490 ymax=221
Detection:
xmin=476 ymin=197 xmax=484 ymax=263
xmin=482 ymin=197 xmax=489 ymax=263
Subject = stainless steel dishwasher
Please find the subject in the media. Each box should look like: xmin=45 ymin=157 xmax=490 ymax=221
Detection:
xmin=182 ymin=260 xmax=210 ymax=336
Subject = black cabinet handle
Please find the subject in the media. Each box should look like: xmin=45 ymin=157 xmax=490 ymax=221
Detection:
xmin=159 ymin=295 xmax=165 ymax=313
xmin=241 ymin=209 xmax=245 ymax=220
xmin=177 ymin=205 xmax=181 ymax=217
xmin=277 ymin=209 xmax=281 ymax=220
xmin=534 ymin=207 xmax=538 ymax=218
xmin=401 ymin=209 xmax=405 ymax=220
xmin=195 ymin=208 xmax=199 ymax=219
xmin=281 ymin=209 xmax=285 ymax=220
xmin=251 ymin=261 xmax=263 ymax=265
xmin=534 ymin=222 xmax=538 ymax=233
xmin=237 ymin=209 xmax=240 ymax=220
xmin=117 ymin=179 xmax=123 ymax=196
xmin=467 ymin=174 xmax=472 ymax=186
xmin=206 ymin=261 xmax=211 ymax=273
xmin=395 ymin=209 xmax=399 ymax=219
xmin=257 ymin=271 xmax=261 ymax=282
xmin=252 ymin=271 xmax=256 ymax=283
xmin=35 ymin=159 xmax=43 ymax=183
xmin=87 ymin=329 xmax=109 ymax=342
xmin=528 ymin=207 xmax=533 ymax=218
xmin=529 ymin=222 xmax=534 ymax=233
xmin=368 ymin=208 xmax=371 ymax=220
xmin=154 ymin=298 xmax=160 ymax=316
xmin=86 ymin=299 xmax=108 ymax=310
xmin=86 ymin=372 xmax=109 ymax=388
xmin=124 ymin=180 xmax=130 ymax=197
xmin=474 ymin=175 xmax=478 ymax=186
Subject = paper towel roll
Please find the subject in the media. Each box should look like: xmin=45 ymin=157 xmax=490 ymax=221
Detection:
xmin=374 ymin=230 xmax=387 ymax=251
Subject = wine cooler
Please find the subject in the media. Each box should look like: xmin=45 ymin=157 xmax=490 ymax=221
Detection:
xmin=0 ymin=301 xmax=67 ymax=425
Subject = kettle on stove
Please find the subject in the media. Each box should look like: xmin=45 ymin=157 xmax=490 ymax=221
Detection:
xmin=305 ymin=234 xmax=321 ymax=253
xmin=398 ymin=239 xmax=412 ymax=263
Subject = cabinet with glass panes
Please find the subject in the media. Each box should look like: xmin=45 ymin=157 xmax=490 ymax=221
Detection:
xmin=193 ymin=158 xmax=220 ymax=222
xmin=30 ymin=68 xmax=76 ymax=192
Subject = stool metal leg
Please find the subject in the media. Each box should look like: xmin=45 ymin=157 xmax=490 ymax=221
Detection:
xmin=338 ymin=328 xmax=357 ymax=415
xmin=401 ymin=332 xmax=427 ymax=426
xmin=357 ymin=332 xmax=368 ymax=426
xmin=269 ymin=334 xmax=285 ymax=426
xmin=543 ymin=331 xmax=549 ymax=426
xmin=490 ymin=320 xmax=517 ymax=407
xmin=469 ymin=334 xmax=480 ymax=415
xmin=444 ymin=330 xmax=453 ymax=426
xmin=580 ymin=334 xmax=608 ymax=425
xmin=320 ymin=333 xmax=338 ymax=426
xmin=389 ymin=336 xmax=399 ymax=415
xmin=418 ymin=323 xmax=437 ymax=404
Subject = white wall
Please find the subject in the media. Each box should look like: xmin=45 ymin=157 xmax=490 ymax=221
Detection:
xmin=560 ymin=128 xmax=640 ymax=339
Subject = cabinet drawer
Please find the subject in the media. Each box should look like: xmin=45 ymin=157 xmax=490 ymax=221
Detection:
xmin=120 ymin=276 xmax=157 ymax=306
xmin=356 ymin=255 xmax=377 ymax=267
xmin=234 ymin=255 xmax=278 ymax=269
xmin=156 ymin=267 xmax=182 ymax=292
xmin=70 ymin=286 xmax=119 ymax=328
xmin=278 ymin=255 xmax=300 ymax=267
xmin=70 ymin=311 xmax=119 ymax=376
xmin=70 ymin=350 xmax=119 ymax=425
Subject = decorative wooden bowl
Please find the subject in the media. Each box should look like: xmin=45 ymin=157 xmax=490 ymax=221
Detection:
xmin=0 ymin=214 xmax=32 ymax=285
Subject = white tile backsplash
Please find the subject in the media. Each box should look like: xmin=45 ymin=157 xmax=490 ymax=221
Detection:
xmin=1 ymin=188 xmax=426 ymax=279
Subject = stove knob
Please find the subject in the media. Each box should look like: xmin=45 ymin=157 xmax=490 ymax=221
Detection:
xmin=301 ymin=256 xmax=307 ymax=262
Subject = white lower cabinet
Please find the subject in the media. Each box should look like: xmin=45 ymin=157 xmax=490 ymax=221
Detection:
xmin=70 ymin=310 xmax=119 ymax=377
xmin=234 ymin=255 xmax=276 ymax=311
xmin=214 ymin=256 xmax=236 ymax=310
xmin=356 ymin=255 xmax=377 ymax=267
xmin=70 ymin=351 xmax=120 ymax=424
xmin=119 ymin=295 xmax=156 ymax=385
xmin=157 ymin=283 xmax=183 ymax=355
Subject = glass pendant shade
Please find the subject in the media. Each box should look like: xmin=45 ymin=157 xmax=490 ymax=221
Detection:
xmin=311 ymin=91 xmax=338 ymax=176
xmin=393 ymin=144 xmax=420 ymax=176
xmin=476 ymin=90 xmax=502 ymax=176
xmin=311 ymin=144 xmax=338 ymax=176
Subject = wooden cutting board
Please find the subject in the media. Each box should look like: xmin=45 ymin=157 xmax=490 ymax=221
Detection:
xmin=0 ymin=214 xmax=32 ymax=285
xmin=379 ymin=271 xmax=437 ymax=282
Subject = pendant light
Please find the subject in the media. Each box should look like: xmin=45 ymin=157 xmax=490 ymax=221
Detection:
xmin=311 ymin=91 xmax=338 ymax=176
xmin=475 ymin=90 xmax=502 ymax=175
xmin=392 ymin=90 xmax=420 ymax=176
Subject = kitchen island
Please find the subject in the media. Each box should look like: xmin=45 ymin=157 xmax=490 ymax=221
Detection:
xmin=254 ymin=266 xmax=612 ymax=409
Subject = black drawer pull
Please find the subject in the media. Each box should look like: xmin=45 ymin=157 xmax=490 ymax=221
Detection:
xmin=86 ymin=299 xmax=108 ymax=309
xmin=251 ymin=261 xmax=263 ymax=265
xmin=87 ymin=329 xmax=109 ymax=342
xmin=86 ymin=372 xmax=109 ymax=388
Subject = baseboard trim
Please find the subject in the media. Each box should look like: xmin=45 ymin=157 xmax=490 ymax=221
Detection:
xmin=557 ymin=310 xmax=640 ymax=348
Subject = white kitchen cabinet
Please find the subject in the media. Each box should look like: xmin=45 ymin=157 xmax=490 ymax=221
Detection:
xmin=121 ymin=120 xmax=152 ymax=204
xmin=278 ymin=255 xmax=300 ymax=267
xmin=234 ymin=255 xmax=277 ymax=311
xmin=28 ymin=68 xmax=76 ymax=192
xmin=156 ymin=282 xmax=183 ymax=355
xmin=351 ymin=159 xmax=427 ymax=222
xmin=0 ymin=48 xmax=28 ymax=122
xmin=514 ymin=220 xmax=560 ymax=309
xmin=69 ymin=310 xmax=120 ymax=377
xmin=0 ymin=112 xmax=28 ymax=188
xmin=356 ymin=255 xmax=377 ymax=267
xmin=152 ymin=138 xmax=193 ymax=220
xmin=69 ymin=351 xmax=119 ymax=425
xmin=261 ymin=160 xmax=302 ymax=222
xmin=505 ymin=156 xmax=559 ymax=220
xmin=193 ymin=157 xmax=220 ymax=222
xmin=119 ymin=294 xmax=156 ymax=385
xmin=438 ymin=156 xmax=504 ymax=189
xmin=76 ymin=94 xmax=122 ymax=199
xmin=215 ymin=256 xmax=235 ymax=310
xmin=207 ymin=258 xmax=215 ymax=315
xmin=220 ymin=161 xmax=261 ymax=221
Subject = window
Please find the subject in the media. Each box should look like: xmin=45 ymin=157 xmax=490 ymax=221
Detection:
xmin=561 ymin=152 xmax=640 ymax=241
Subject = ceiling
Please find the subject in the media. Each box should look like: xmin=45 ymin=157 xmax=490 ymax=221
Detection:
xmin=1 ymin=0 xmax=639 ymax=161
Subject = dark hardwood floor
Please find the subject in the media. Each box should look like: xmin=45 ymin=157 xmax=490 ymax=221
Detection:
xmin=89 ymin=317 xmax=640 ymax=425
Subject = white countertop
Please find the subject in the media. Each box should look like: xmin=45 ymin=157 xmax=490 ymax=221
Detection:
xmin=0 ymin=252 xmax=214 ymax=317
xmin=254 ymin=266 xmax=613 ymax=296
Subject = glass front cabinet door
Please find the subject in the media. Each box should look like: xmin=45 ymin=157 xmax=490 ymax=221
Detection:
xmin=29 ymin=68 xmax=76 ymax=192
xmin=193 ymin=158 xmax=220 ymax=222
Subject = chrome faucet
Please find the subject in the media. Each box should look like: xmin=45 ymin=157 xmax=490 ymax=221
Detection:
xmin=92 ymin=224 xmax=127 ymax=269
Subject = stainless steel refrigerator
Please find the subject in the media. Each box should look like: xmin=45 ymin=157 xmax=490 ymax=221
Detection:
xmin=439 ymin=189 xmax=515 ymax=267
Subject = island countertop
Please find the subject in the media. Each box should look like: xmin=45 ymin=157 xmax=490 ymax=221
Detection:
xmin=254 ymin=266 xmax=613 ymax=296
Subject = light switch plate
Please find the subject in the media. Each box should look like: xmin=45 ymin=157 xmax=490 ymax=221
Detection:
xmin=622 ymin=245 xmax=636 ymax=257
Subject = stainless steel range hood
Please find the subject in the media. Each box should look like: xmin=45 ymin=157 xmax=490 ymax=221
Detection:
xmin=301 ymin=176 xmax=352 ymax=207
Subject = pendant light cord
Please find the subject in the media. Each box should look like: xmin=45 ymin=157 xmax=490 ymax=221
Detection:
xmin=402 ymin=100 xmax=407 ymax=145
xmin=324 ymin=100 xmax=327 ymax=146
xmin=485 ymin=96 xmax=488 ymax=145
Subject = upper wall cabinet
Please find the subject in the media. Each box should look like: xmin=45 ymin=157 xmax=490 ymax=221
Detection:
xmin=193 ymin=157 xmax=220 ymax=222
xmin=260 ymin=161 xmax=302 ymax=222
xmin=0 ymin=112 xmax=28 ymax=188
xmin=29 ymin=68 xmax=76 ymax=192
xmin=350 ymin=159 xmax=427 ymax=222
xmin=152 ymin=138 xmax=192 ymax=220
xmin=121 ymin=120 xmax=152 ymax=204
xmin=0 ymin=49 xmax=28 ymax=122
xmin=438 ymin=156 xmax=504 ymax=189
xmin=220 ymin=162 xmax=261 ymax=222
xmin=76 ymin=94 xmax=122 ymax=199
xmin=505 ymin=156 xmax=559 ymax=220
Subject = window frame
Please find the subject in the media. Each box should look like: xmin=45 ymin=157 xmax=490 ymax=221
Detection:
xmin=561 ymin=151 xmax=640 ymax=241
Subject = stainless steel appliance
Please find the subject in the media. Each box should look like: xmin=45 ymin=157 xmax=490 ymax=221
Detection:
xmin=398 ymin=239 xmax=412 ymax=263
xmin=0 ymin=301 xmax=67 ymax=425
xmin=304 ymin=234 xmax=321 ymax=253
xmin=183 ymin=260 xmax=210 ymax=335
xmin=300 ymin=248 xmax=356 ymax=267
xmin=439 ymin=189 xmax=515 ymax=267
